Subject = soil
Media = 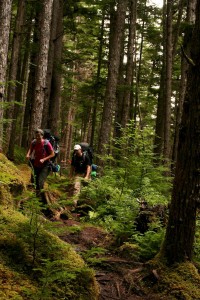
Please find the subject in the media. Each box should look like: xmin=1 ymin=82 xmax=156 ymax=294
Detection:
xmin=18 ymin=164 xmax=162 ymax=300
xmin=55 ymin=218 xmax=162 ymax=300
xmin=60 ymin=222 xmax=132 ymax=299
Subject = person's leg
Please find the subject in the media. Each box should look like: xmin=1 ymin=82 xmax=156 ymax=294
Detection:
xmin=74 ymin=176 xmax=81 ymax=194
xmin=37 ymin=166 xmax=50 ymax=205
xmin=38 ymin=166 xmax=50 ymax=190
xmin=72 ymin=175 xmax=83 ymax=205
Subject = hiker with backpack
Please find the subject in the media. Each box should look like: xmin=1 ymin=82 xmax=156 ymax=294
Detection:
xmin=43 ymin=129 xmax=60 ymax=163
xmin=69 ymin=144 xmax=92 ymax=204
xmin=26 ymin=128 xmax=55 ymax=199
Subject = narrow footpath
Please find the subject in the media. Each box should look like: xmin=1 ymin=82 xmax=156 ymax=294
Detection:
xmin=18 ymin=163 xmax=163 ymax=300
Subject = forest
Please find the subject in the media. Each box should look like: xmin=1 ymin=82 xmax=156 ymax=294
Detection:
xmin=0 ymin=0 xmax=200 ymax=299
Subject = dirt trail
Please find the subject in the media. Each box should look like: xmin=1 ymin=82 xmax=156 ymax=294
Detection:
xmin=56 ymin=219 xmax=159 ymax=300
xmin=18 ymin=164 xmax=160 ymax=299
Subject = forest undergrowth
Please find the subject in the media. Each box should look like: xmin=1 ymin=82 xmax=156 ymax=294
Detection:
xmin=15 ymin=158 xmax=200 ymax=300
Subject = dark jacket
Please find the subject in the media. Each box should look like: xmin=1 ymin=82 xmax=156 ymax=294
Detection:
xmin=71 ymin=152 xmax=91 ymax=174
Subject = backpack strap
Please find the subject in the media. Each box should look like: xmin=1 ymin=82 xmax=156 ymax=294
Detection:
xmin=31 ymin=139 xmax=36 ymax=147
xmin=82 ymin=151 xmax=86 ymax=161
xmin=82 ymin=151 xmax=92 ymax=165
xmin=43 ymin=139 xmax=50 ymax=154
xmin=32 ymin=139 xmax=50 ymax=154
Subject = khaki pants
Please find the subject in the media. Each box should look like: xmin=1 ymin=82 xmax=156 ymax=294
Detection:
xmin=72 ymin=173 xmax=90 ymax=205
xmin=74 ymin=175 xmax=84 ymax=194
xmin=72 ymin=174 xmax=84 ymax=205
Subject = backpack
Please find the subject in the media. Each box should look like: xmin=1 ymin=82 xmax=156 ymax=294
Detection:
xmin=78 ymin=142 xmax=93 ymax=164
xmin=43 ymin=129 xmax=60 ymax=160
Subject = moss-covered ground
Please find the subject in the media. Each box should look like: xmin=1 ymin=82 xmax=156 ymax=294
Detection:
xmin=0 ymin=153 xmax=200 ymax=299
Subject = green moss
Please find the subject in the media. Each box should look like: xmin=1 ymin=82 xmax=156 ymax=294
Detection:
xmin=0 ymin=154 xmax=24 ymax=182
xmin=0 ymin=207 xmax=99 ymax=299
xmin=0 ymin=154 xmax=25 ymax=205
xmin=0 ymin=261 xmax=38 ymax=300
xmin=119 ymin=242 xmax=140 ymax=260
xmin=145 ymin=259 xmax=200 ymax=299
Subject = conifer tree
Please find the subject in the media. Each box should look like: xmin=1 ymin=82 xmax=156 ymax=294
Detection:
xmin=98 ymin=0 xmax=128 ymax=161
xmin=162 ymin=0 xmax=199 ymax=264
xmin=29 ymin=0 xmax=53 ymax=140
xmin=0 ymin=0 xmax=12 ymax=150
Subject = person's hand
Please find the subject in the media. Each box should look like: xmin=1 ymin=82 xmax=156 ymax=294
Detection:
xmin=26 ymin=154 xmax=30 ymax=160
xmin=40 ymin=158 xmax=45 ymax=164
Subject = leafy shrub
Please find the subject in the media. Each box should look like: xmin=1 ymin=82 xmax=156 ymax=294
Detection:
xmin=131 ymin=222 xmax=165 ymax=260
xmin=79 ymin=124 xmax=170 ymax=254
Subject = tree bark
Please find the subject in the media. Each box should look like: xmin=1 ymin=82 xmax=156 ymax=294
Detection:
xmin=98 ymin=0 xmax=128 ymax=161
xmin=29 ymin=0 xmax=53 ymax=140
xmin=0 ymin=0 xmax=12 ymax=150
xmin=172 ymin=0 xmax=197 ymax=169
xmin=48 ymin=0 xmax=64 ymax=135
xmin=41 ymin=0 xmax=59 ymax=129
xmin=163 ymin=0 xmax=173 ymax=161
xmin=153 ymin=0 xmax=167 ymax=160
xmin=90 ymin=11 xmax=105 ymax=148
xmin=134 ymin=0 xmax=147 ymax=130
xmin=21 ymin=3 xmax=39 ymax=146
xmin=162 ymin=0 xmax=200 ymax=264
xmin=121 ymin=0 xmax=136 ymax=129
xmin=6 ymin=0 xmax=26 ymax=158
xmin=41 ymin=0 xmax=63 ymax=133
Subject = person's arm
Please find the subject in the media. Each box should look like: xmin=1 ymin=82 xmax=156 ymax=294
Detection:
xmin=40 ymin=141 xmax=55 ymax=164
xmin=26 ymin=144 xmax=33 ymax=160
xmin=84 ymin=154 xmax=91 ymax=179
xmin=40 ymin=150 xmax=55 ymax=164
xmin=84 ymin=165 xmax=91 ymax=179
xmin=26 ymin=148 xmax=31 ymax=159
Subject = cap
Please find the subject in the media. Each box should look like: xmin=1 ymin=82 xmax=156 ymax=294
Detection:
xmin=74 ymin=144 xmax=81 ymax=150
xmin=35 ymin=128 xmax=44 ymax=136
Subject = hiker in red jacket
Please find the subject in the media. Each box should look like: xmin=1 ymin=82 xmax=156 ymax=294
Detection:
xmin=26 ymin=129 xmax=55 ymax=196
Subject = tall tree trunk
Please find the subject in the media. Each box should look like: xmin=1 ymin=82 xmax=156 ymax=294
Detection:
xmin=172 ymin=0 xmax=185 ymax=60
xmin=48 ymin=0 xmax=63 ymax=134
xmin=163 ymin=0 xmax=173 ymax=161
xmin=121 ymin=0 xmax=136 ymax=128
xmin=114 ymin=29 xmax=126 ymax=140
xmin=134 ymin=0 xmax=147 ymax=130
xmin=6 ymin=0 xmax=26 ymax=159
xmin=42 ymin=0 xmax=63 ymax=133
xmin=154 ymin=66 xmax=165 ymax=159
xmin=29 ymin=0 xmax=53 ymax=140
xmin=41 ymin=0 xmax=59 ymax=129
xmin=0 ymin=0 xmax=12 ymax=151
xmin=18 ymin=5 xmax=35 ymax=147
xmin=60 ymin=54 xmax=78 ymax=162
xmin=21 ymin=5 xmax=39 ymax=147
xmin=90 ymin=11 xmax=105 ymax=148
xmin=154 ymin=1 xmax=167 ymax=159
xmin=162 ymin=0 xmax=200 ymax=264
xmin=8 ymin=6 xmax=33 ymax=157
xmin=172 ymin=0 xmax=197 ymax=169
xmin=59 ymin=106 xmax=74 ymax=163
xmin=98 ymin=0 xmax=128 ymax=161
